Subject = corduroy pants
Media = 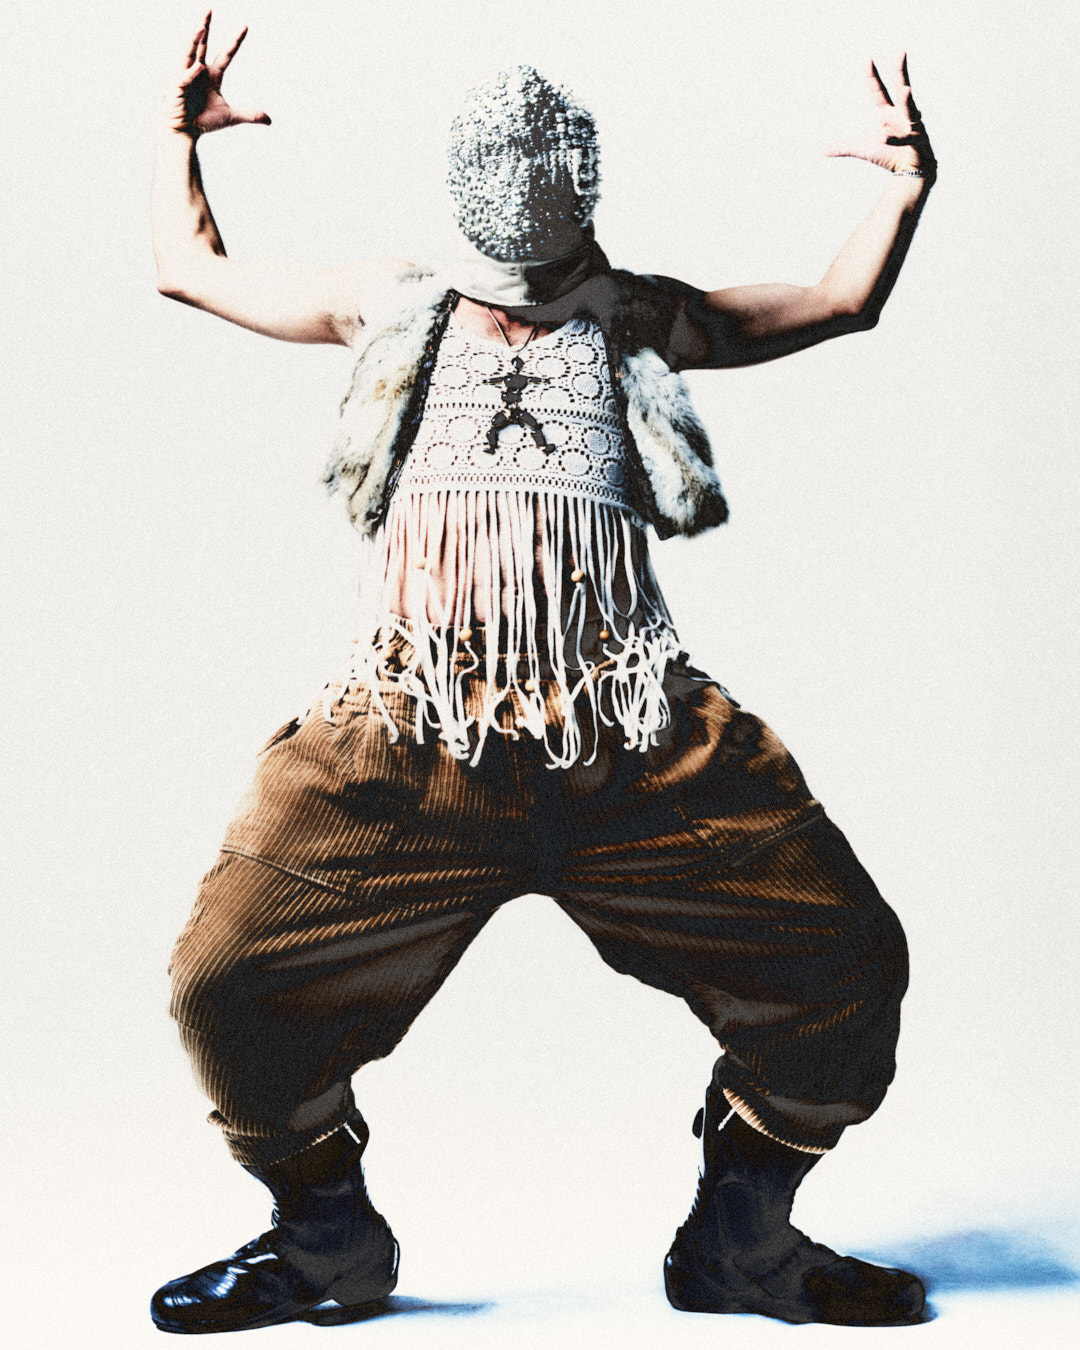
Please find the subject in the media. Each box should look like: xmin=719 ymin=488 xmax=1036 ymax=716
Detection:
xmin=169 ymin=659 xmax=908 ymax=1166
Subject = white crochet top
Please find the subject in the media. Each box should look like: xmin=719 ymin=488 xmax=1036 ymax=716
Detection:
xmin=341 ymin=314 xmax=683 ymax=768
xmin=395 ymin=318 xmax=634 ymax=510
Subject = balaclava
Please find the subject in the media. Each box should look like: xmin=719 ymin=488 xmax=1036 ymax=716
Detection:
xmin=446 ymin=65 xmax=601 ymax=264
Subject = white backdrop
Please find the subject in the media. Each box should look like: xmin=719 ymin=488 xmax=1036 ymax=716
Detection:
xmin=3 ymin=1 xmax=1078 ymax=1347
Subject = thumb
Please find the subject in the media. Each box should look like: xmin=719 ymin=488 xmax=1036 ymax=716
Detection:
xmin=235 ymin=108 xmax=272 ymax=126
xmin=824 ymin=141 xmax=865 ymax=160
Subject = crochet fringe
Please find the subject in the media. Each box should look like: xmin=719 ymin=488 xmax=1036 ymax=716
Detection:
xmin=336 ymin=489 xmax=682 ymax=769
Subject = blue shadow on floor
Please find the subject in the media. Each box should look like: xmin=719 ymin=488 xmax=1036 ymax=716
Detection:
xmin=855 ymin=1229 xmax=1080 ymax=1293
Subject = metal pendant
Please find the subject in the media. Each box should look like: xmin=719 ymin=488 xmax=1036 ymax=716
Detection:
xmin=484 ymin=356 xmax=553 ymax=454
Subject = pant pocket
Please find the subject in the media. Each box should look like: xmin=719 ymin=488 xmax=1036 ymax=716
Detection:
xmin=672 ymin=799 xmax=825 ymax=870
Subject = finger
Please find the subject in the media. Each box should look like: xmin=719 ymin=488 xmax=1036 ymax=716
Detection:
xmin=214 ymin=24 xmax=248 ymax=74
xmin=234 ymin=108 xmax=272 ymax=126
xmin=184 ymin=17 xmax=209 ymax=68
xmin=178 ymin=60 xmax=206 ymax=90
xmin=196 ymin=11 xmax=211 ymax=67
xmin=866 ymin=58 xmax=893 ymax=108
xmin=894 ymin=52 xmax=923 ymax=125
xmin=824 ymin=144 xmax=898 ymax=172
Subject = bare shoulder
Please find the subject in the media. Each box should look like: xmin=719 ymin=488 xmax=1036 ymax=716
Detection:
xmin=328 ymin=258 xmax=418 ymax=344
xmin=624 ymin=271 xmax=729 ymax=371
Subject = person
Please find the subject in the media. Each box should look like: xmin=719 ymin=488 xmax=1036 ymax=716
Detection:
xmin=150 ymin=11 xmax=937 ymax=1335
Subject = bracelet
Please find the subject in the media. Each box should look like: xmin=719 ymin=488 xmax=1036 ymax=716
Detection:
xmin=892 ymin=169 xmax=929 ymax=178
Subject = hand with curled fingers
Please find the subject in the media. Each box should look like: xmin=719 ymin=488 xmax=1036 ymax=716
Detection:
xmin=826 ymin=54 xmax=935 ymax=181
xmin=162 ymin=10 xmax=271 ymax=137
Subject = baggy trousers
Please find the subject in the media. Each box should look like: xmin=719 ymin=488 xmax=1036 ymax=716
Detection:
xmin=169 ymin=660 xmax=909 ymax=1167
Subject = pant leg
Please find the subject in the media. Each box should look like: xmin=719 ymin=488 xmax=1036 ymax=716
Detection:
xmin=169 ymin=685 xmax=533 ymax=1166
xmin=548 ymin=671 xmax=909 ymax=1154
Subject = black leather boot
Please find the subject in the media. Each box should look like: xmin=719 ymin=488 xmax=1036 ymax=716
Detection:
xmin=664 ymin=1079 xmax=926 ymax=1326
xmin=151 ymin=1113 xmax=399 ymax=1334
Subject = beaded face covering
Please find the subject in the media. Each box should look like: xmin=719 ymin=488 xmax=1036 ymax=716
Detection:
xmin=446 ymin=65 xmax=601 ymax=263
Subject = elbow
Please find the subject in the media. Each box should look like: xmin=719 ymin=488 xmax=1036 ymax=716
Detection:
xmin=826 ymin=294 xmax=880 ymax=335
xmin=156 ymin=248 xmax=220 ymax=305
xmin=154 ymin=251 xmax=207 ymax=303
xmin=155 ymin=267 xmax=180 ymax=299
xmin=156 ymin=274 xmax=193 ymax=304
xmin=810 ymin=281 xmax=878 ymax=333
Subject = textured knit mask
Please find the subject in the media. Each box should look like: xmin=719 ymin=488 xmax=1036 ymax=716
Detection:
xmin=446 ymin=66 xmax=601 ymax=263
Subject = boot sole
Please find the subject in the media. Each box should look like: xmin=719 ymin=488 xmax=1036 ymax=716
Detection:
xmin=152 ymin=1240 xmax=400 ymax=1334
xmin=300 ymin=1297 xmax=393 ymax=1326
xmin=664 ymin=1250 xmax=927 ymax=1327
xmin=153 ymin=1289 xmax=396 ymax=1336
xmin=153 ymin=1303 xmax=323 ymax=1334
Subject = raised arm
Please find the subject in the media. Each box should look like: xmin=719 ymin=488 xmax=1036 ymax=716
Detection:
xmin=153 ymin=12 xmax=408 ymax=345
xmin=683 ymin=55 xmax=935 ymax=369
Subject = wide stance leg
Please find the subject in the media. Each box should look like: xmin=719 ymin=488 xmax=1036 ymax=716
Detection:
xmin=552 ymin=682 xmax=910 ymax=1153
xmin=158 ymin=687 xmax=533 ymax=1331
xmin=168 ymin=690 xmax=527 ymax=1166
xmin=546 ymin=675 xmax=923 ymax=1324
xmin=170 ymin=852 xmax=494 ymax=1166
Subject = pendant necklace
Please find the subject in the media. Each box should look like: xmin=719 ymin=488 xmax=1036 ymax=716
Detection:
xmin=481 ymin=305 xmax=554 ymax=455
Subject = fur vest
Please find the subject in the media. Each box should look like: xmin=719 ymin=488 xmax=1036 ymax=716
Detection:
xmin=324 ymin=267 xmax=729 ymax=540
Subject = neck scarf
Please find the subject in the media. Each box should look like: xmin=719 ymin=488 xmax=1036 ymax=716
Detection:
xmin=442 ymin=227 xmax=620 ymax=328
